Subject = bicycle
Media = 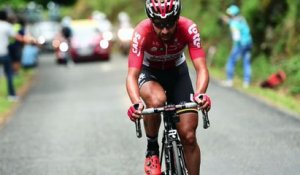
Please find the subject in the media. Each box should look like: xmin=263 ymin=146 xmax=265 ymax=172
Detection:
xmin=134 ymin=101 xmax=210 ymax=175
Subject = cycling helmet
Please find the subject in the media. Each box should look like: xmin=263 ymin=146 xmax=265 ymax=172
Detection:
xmin=145 ymin=0 xmax=181 ymax=20
xmin=226 ymin=5 xmax=240 ymax=16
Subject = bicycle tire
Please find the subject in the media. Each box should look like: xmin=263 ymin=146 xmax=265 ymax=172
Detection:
xmin=172 ymin=141 xmax=183 ymax=175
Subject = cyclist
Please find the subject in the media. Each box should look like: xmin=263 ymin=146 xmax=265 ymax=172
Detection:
xmin=126 ymin=0 xmax=211 ymax=175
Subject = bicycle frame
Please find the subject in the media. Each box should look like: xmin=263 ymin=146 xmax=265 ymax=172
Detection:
xmin=134 ymin=102 xmax=210 ymax=175
xmin=160 ymin=109 xmax=188 ymax=175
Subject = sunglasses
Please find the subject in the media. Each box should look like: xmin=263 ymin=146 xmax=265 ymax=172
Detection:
xmin=152 ymin=19 xmax=177 ymax=29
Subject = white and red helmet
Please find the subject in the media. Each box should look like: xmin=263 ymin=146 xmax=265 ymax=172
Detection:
xmin=145 ymin=0 xmax=181 ymax=20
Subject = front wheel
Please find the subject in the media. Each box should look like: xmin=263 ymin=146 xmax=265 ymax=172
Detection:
xmin=172 ymin=141 xmax=183 ymax=175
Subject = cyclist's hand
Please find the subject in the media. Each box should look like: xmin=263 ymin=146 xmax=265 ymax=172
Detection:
xmin=193 ymin=93 xmax=211 ymax=111
xmin=127 ymin=101 xmax=144 ymax=122
xmin=24 ymin=35 xmax=36 ymax=44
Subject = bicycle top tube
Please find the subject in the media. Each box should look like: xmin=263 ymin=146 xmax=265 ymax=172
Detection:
xmin=141 ymin=102 xmax=198 ymax=115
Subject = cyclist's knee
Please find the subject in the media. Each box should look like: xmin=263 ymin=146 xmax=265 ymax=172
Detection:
xmin=145 ymin=95 xmax=166 ymax=108
xmin=181 ymin=131 xmax=197 ymax=147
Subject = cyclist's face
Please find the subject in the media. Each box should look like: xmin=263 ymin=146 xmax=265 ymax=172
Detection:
xmin=152 ymin=18 xmax=177 ymax=42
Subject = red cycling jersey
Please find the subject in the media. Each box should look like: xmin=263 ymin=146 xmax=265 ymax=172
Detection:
xmin=128 ymin=16 xmax=206 ymax=70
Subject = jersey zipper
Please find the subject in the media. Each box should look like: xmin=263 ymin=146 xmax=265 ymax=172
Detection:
xmin=163 ymin=43 xmax=168 ymax=70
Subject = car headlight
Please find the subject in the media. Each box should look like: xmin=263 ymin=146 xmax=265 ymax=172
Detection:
xmin=59 ymin=42 xmax=69 ymax=52
xmin=117 ymin=28 xmax=134 ymax=41
xmin=99 ymin=40 xmax=109 ymax=49
xmin=103 ymin=31 xmax=113 ymax=41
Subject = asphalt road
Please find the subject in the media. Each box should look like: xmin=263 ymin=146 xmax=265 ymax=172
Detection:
xmin=0 ymin=53 xmax=299 ymax=175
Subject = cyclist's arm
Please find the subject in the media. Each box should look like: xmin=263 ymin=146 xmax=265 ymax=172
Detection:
xmin=126 ymin=67 xmax=142 ymax=104
xmin=126 ymin=30 xmax=145 ymax=104
xmin=126 ymin=22 xmax=147 ymax=104
xmin=185 ymin=21 xmax=209 ymax=94
xmin=191 ymin=57 xmax=209 ymax=94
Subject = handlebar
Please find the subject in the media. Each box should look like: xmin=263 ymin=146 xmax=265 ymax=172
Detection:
xmin=134 ymin=102 xmax=210 ymax=138
xmin=141 ymin=102 xmax=198 ymax=115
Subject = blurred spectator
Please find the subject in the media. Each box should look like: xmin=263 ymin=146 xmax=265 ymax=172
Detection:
xmin=21 ymin=43 xmax=39 ymax=69
xmin=221 ymin=5 xmax=253 ymax=88
xmin=60 ymin=16 xmax=72 ymax=39
xmin=61 ymin=25 xmax=72 ymax=39
xmin=8 ymin=15 xmax=26 ymax=75
xmin=22 ymin=24 xmax=40 ymax=69
xmin=0 ymin=9 xmax=34 ymax=101
xmin=59 ymin=16 xmax=73 ymax=66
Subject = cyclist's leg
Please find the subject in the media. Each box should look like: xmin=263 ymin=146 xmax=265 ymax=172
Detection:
xmin=140 ymin=82 xmax=165 ymax=175
xmin=138 ymin=67 xmax=167 ymax=138
xmin=138 ymin=68 xmax=166 ymax=175
xmin=140 ymin=80 xmax=166 ymax=137
xmin=169 ymin=62 xmax=200 ymax=175
xmin=176 ymin=112 xmax=200 ymax=175
xmin=175 ymin=90 xmax=200 ymax=175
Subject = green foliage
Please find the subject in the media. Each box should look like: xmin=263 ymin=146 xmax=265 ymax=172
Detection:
xmin=241 ymin=0 xmax=260 ymax=20
xmin=251 ymin=54 xmax=273 ymax=82
xmin=0 ymin=0 xmax=26 ymax=8
xmin=281 ymin=54 xmax=300 ymax=94
xmin=199 ymin=12 xmax=221 ymax=40
xmin=210 ymin=39 xmax=230 ymax=68
xmin=0 ymin=0 xmax=76 ymax=8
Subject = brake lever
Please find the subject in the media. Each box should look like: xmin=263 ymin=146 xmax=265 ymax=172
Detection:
xmin=133 ymin=103 xmax=143 ymax=138
xmin=135 ymin=119 xmax=142 ymax=138
xmin=201 ymin=110 xmax=210 ymax=129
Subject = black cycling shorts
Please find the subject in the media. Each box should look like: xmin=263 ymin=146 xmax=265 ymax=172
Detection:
xmin=138 ymin=61 xmax=194 ymax=105
xmin=8 ymin=45 xmax=22 ymax=62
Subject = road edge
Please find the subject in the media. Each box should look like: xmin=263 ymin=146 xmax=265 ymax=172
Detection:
xmin=0 ymin=72 xmax=37 ymax=127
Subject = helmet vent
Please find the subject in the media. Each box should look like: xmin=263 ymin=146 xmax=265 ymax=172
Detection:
xmin=146 ymin=0 xmax=181 ymax=20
